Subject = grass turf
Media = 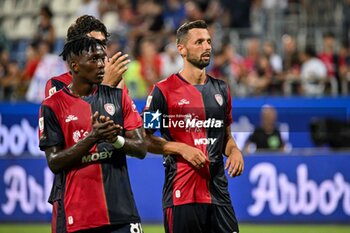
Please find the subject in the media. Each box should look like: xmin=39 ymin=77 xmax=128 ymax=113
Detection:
xmin=0 ymin=224 xmax=350 ymax=233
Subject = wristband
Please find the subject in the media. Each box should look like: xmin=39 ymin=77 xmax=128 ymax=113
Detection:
xmin=112 ymin=136 xmax=125 ymax=149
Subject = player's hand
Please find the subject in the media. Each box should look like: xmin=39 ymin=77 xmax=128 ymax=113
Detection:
xmin=99 ymin=115 xmax=123 ymax=142
xmin=90 ymin=112 xmax=120 ymax=141
xmin=178 ymin=144 xmax=209 ymax=169
xmin=102 ymin=52 xmax=130 ymax=87
xmin=225 ymin=148 xmax=244 ymax=177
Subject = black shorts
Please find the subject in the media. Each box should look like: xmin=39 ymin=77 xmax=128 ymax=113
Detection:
xmin=164 ymin=203 xmax=239 ymax=233
xmin=73 ymin=223 xmax=143 ymax=233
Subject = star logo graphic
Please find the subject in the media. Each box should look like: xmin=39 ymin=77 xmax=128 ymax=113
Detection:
xmin=151 ymin=110 xmax=162 ymax=122
xmin=143 ymin=110 xmax=162 ymax=129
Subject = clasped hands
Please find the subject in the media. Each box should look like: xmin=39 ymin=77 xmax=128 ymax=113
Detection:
xmin=90 ymin=111 xmax=123 ymax=143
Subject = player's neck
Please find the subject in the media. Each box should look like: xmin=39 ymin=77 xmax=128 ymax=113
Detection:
xmin=179 ymin=65 xmax=206 ymax=85
xmin=68 ymin=82 xmax=96 ymax=98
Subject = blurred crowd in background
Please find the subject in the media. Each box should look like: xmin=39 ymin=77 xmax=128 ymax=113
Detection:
xmin=0 ymin=0 xmax=350 ymax=102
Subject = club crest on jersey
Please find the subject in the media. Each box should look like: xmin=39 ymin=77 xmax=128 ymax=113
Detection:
xmin=104 ymin=103 xmax=115 ymax=116
xmin=215 ymin=94 xmax=223 ymax=106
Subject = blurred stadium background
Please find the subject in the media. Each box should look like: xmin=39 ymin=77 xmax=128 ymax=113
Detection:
xmin=0 ymin=0 xmax=350 ymax=232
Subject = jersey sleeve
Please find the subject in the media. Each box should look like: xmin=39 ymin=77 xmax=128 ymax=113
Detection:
xmin=144 ymin=85 xmax=167 ymax=113
xmin=45 ymin=78 xmax=68 ymax=98
xmin=122 ymin=88 xmax=143 ymax=130
xmin=39 ymin=104 xmax=64 ymax=151
xmin=44 ymin=79 xmax=55 ymax=98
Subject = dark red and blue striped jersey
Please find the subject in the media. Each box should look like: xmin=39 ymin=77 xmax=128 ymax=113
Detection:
xmin=145 ymin=74 xmax=233 ymax=208
xmin=39 ymin=85 xmax=142 ymax=232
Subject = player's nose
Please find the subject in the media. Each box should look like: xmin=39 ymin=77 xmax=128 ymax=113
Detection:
xmin=97 ymin=58 xmax=105 ymax=68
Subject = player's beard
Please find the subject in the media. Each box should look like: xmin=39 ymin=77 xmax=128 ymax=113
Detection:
xmin=186 ymin=52 xmax=211 ymax=69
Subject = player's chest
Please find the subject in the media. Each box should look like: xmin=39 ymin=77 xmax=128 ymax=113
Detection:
xmin=58 ymin=99 xmax=93 ymax=143
xmin=166 ymin=85 xmax=227 ymax=120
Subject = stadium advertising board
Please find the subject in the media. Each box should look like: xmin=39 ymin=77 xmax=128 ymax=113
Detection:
xmin=231 ymin=154 xmax=350 ymax=223
xmin=0 ymin=98 xmax=349 ymax=222
xmin=0 ymin=155 xmax=349 ymax=223
xmin=0 ymin=97 xmax=349 ymax=158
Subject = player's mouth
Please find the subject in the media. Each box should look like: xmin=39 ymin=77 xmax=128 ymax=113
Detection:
xmin=97 ymin=71 xmax=105 ymax=79
xmin=201 ymin=52 xmax=211 ymax=59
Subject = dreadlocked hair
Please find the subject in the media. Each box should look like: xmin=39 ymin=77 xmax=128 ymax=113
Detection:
xmin=60 ymin=36 xmax=106 ymax=61
xmin=66 ymin=15 xmax=110 ymax=41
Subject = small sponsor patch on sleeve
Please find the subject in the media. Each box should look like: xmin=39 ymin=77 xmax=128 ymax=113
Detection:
xmin=145 ymin=95 xmax=153 ymax=109
xmin=39 ymin=117 xmax=44 ymax=132
xmin=132 ymin=102 xmax=137 ymax=112
xmin=49 ymin=87 xmax=57 ymax=96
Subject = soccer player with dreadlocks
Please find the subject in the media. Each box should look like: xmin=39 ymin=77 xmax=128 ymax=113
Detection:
xmin=43 ymin=15 xmax=130 ymax=233
xmin=39 ymin=36 xmax=146 ymax=233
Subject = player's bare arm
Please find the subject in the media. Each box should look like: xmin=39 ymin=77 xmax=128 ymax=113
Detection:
xmin=45 ymin=112 xmax=120 ymax=174
xmin=145 ymin=130 xmax=208 ymax=168
xmin=102 ymin=51 xmax=130 ymax=88
xmin=223 ymin=125 xmax=244 ymax=177
xmin=122 ymin=128 xmax=147 ymax=159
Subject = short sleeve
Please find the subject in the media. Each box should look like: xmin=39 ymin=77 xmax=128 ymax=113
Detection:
xmin=144 ymin=85 xmax=167 ymax=114
xmin=44 ymin=79 xmax=55 ymax=98
xmin=39 ymin=105 xmax=64 ymax=151
xmin=45 ymin=78 xmax=68 ymax=98
xmin=122 ymin=88 xmax=143 ymax=130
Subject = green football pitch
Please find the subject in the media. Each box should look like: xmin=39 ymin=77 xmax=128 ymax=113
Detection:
xmin=0 ymin=224 xmax=350 ymax=233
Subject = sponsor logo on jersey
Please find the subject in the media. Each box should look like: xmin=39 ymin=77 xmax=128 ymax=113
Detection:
xmin=215 ymin=94 xmax=223 ymax=106
xmin=65 ymin=115 xmax=78 ymax=123
xmin=82 ymin=150 xmax=113 ymax=163
xmin=104 ymin=103 xmax=115 ymax=116
xmin=194 ymin=138 xmax=217 ymax=145
xmin=178 ymin=99 xmax=190 ymax=105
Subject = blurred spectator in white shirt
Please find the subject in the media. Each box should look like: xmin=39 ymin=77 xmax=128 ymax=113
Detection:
xmin=160 ymin=43 xmax=183 ymax=79
xmin=25 ymin=41 xmax=68 ymax=103
xmin=299 ymin=46 xmax=327 ymax=96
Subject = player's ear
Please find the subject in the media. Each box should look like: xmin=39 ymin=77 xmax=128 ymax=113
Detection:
xmin=70 ymin=60 xmax=79 ymax=73
xmin=177 ymin=44 xmax=186 ymax=57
